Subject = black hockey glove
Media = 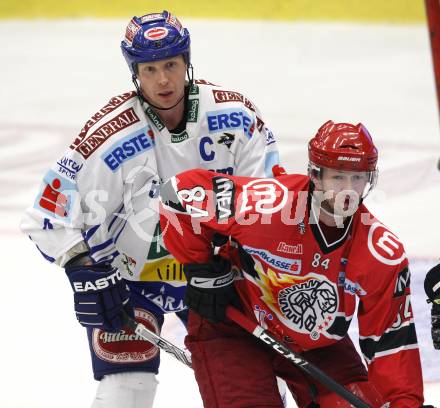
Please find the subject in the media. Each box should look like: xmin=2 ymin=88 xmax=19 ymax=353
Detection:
xmin=65 ymin=255 xmax=132 ymax=332
xmin=183 ymin=255 xmax=240 ymax=323
xmin=424 ymin=264 xmax=440 ymax=350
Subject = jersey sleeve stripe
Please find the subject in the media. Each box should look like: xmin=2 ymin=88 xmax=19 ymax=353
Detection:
xmin=359 ymin=323 xmax=418 ymax=363
xmin=89 ymin=238 xmax=114 ymax=254
xmin=107 ymin=204 xmax=125 ymax=232
xmin=84 ymin=224 xmax=100 ymax=242
xmin=34 ymin=241 xmax=55 ymax=263
xmin=363 ymin=344 xmax=420 ymax=364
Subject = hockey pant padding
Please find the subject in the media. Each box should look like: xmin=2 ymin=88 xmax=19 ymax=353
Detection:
xmin=185 ymin=311 xmax=372 ymax=408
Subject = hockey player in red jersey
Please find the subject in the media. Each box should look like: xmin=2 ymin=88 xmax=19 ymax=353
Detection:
xmin=159 ymin=120 xmax=425 ymax=407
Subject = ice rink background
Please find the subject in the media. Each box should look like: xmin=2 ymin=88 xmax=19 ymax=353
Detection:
xmin=1 ymin=18 xmax=440 ymax=407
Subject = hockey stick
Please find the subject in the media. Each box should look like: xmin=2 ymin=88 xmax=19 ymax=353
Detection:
xmin=225 ymin=306 xmax=372 ymax=408
xmin=122 ymin=313 xmax=192 ymax=368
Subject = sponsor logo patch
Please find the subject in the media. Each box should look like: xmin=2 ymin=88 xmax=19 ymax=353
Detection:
xmin=92 ymin=308 xmax=160 ymax=364
xmin=147 ymin=222 xmax=169 ymax=260
xmin=140 ymin=258 xmax=185 ymax=283
xmin=207 ymin=108 xmax=253 ymax=138
xmin=35 ymin=170 xmax=77 ymax=220
xmin=187 ymin=99 xmax=199 ymax=122
xmin=140 ymin=285 xmax=186 ymax=312
xmin=367 ymin=222 xmax=406 ymax=266
xmin=217 ymin=132 xmax=235 ymax=149
xmin=144 ymin=27 xmax=169 ymax=41
xmin=265 ymin=127 xmax=276 ymax=145
xmin=101 ymin=127 xmax=154 ymax=172
xmin=70 ymin=92 xmax=136 ymax=150
xmin=140 ymin=13 xmax=163 ymax=23
xmin=393 ymin=267 xmax=410 ymax=298
xmin=243 ymin=245 xmax=301 ymax=274
xmin=240 ymin=178 xmax=288 ymax=215
xmin=120 ymin=254 xmax=137 ymax=277
xmin=166 ymin=13 xmax=183 ymax=33
xmin=56 ymin=157 xmax=83 ymax=180
xmin=171 ymin=130 xmax=189 ymax=143
xmin=277 ymin=242 xmax=303 ymax=255
xmin=213 ymin=89 xmax=242 ymax=103
xmin=337 ymin=272 xmax=367 ymax=296
xmin=145 ymin=106 xmax=165 ymax=131
xmin=213 ymin=176 xmax=235 ymax=221
xmin=189 ymin=84 xmax=199 ymax=95
xmin=212 ymin=89 xmax=256 ymax=112
xmin=125 ymin=18 xmax=141 ymax=46
xmin=73 ymin=107 xmax=140 ymax=159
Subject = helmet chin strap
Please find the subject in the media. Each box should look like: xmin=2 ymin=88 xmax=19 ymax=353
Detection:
xmin=186 ymin=63 xmax=194 ymax=85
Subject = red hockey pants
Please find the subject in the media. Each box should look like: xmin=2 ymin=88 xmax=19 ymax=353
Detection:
xmin=185 ymin=311 xmax=385 ymax=408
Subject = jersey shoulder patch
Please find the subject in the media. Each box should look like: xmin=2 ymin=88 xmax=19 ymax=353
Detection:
xmin=365 ymin=219 xmax=406 ymax=266
xmin=69 ymin=91 xmax=138 ymax=159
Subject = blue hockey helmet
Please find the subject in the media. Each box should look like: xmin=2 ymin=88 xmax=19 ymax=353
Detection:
xmin=121 ymin=11 xmax=191 ymax=76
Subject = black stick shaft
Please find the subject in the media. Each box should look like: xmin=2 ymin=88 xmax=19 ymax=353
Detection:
xmin=226 ymin=306 xmax=371 ymax=408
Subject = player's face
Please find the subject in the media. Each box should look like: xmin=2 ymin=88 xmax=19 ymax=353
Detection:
xmin=137 ymin=56 xmax=187 ymax=109
xmin=317 ymin=167 xmax=370 ymax=216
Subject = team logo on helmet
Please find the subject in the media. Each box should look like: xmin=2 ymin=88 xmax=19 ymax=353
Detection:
xmin=121 ymin=11 xmax=191 ymax=75
xmin=144 ymin=27 xmax=169 ymax=41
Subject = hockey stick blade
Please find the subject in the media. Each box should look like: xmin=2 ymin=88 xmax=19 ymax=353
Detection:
xmin=225 ymin=306 xmax=371 ymax=408
xmin=122 ymin=312 xmax=192 ymax=368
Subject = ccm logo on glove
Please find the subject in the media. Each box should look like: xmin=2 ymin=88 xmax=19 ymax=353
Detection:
xmin=73 ymin=269 xmax=122 ymax=292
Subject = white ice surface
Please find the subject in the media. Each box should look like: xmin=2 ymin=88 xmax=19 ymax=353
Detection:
xmin=0 ymin=19 xmax=439 ymax=407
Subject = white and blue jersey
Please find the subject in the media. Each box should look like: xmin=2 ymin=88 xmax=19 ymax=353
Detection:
xmin=21 ymin=80 xmax=280 ymax=317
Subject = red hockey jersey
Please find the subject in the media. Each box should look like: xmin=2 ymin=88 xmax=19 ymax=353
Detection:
xmin=159 ymin=169 xmax=424 ymax=407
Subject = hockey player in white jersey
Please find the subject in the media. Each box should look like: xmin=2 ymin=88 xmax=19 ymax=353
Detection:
xmin=20 ymin=11 xmax=281 ymax=408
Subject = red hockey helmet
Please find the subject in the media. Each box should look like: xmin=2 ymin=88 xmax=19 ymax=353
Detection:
xmin=308 ymin=120 xmax=378 ymax=172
